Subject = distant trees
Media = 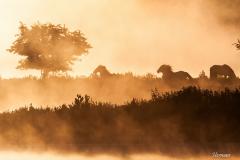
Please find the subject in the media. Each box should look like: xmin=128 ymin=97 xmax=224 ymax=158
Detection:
xmin=8 ymin=22 xmax=91 ymax=78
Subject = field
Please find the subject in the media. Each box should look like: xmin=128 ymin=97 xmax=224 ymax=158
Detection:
xmin=0 ymin=74 xmax=239 ymax=110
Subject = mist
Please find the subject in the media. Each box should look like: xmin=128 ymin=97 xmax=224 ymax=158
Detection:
xmin=0 ymin=0 xmax=239 ymax=78
xmin=0 ymin=1 xmax=240 ymax=159
xmin=0 ymin=152 xmax=225 ymax=160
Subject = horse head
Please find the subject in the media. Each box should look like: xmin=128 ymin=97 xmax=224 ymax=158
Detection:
xmin=157 ymin=65 xmax=172 ymax=74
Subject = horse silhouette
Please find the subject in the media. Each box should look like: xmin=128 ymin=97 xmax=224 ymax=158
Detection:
xmin=210 ymin=64 xmax=236 ymax=80
xmin=92 ymin=65 xmax=112 ymax=78
xmin=157 ymin=65 xmax=192 ymax=82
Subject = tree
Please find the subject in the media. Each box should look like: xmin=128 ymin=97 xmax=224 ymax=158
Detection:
xmin=8 ymin=22 xmax=91 ymax=78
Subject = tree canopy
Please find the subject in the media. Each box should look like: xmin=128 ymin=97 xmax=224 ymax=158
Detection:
xmin=8 ymin=22 xmax=91 ymax=78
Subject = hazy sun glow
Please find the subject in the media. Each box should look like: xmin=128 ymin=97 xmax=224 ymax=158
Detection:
xmin=1 ymin=1 xmax=240 ymax=159
xmin=0 ymin=0 xmax=239 ymax=78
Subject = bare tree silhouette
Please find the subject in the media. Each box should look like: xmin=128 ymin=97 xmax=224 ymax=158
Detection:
xmin=7 ymin=22 xmax=91 ymax=78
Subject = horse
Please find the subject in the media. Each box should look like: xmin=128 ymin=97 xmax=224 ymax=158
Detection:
xmin=92 ymin=65 xmax=112 ymax=78
xmin=210 ymin=64 xmax=236 ymax=80
xmin=157 ymin=65 xmax=192 ymax=81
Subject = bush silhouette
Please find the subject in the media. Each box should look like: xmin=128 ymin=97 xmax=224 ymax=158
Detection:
xmin=0 ymin=86 xmax=240 ymax=156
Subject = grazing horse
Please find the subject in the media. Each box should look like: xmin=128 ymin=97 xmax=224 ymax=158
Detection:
xmin=92 ymin=65 xmax=112 ymax=78
xmin=157 ymin=65 xmax=192 ymax=81
xmin=210 ymin=64 xmax=236 ymax=80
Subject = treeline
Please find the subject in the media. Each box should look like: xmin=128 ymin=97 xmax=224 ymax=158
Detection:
xmin=0 ymin=86 xmax=240 ymax=156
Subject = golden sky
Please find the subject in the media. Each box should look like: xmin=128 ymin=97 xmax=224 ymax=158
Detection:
xmin=0 ymin=0 xmax=239 ymax=78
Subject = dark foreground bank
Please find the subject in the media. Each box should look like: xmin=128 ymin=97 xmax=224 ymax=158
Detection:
xmin=0 ymin=86 xmax=240 ymax=156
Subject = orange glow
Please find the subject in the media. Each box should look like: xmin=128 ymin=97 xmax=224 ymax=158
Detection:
xmin=0 ymin=0 xmax=239 ymax=78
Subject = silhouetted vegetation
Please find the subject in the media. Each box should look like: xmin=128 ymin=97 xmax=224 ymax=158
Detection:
xmin=0 ymin=86 xmax=240 ymax=156
xmin=8 ymin=22 xmax=91 ymax=78
xmin=235 ymin=39 xmax=240 ymax=50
